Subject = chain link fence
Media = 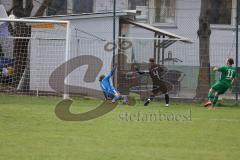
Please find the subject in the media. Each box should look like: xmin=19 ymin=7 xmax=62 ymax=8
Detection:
xmin=0 ymin=0 xmax=239 ymax=102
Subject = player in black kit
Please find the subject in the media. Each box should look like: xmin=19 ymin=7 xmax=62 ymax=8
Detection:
xmin=137 ymin=58 xmax=170 ymax=107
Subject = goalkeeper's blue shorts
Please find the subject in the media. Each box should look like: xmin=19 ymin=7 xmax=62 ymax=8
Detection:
xmin=105 ymin=89 xmax=119 ymax=99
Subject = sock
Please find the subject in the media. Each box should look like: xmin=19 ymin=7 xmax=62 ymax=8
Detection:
xmin=208 ymin=91 xmax=214 ymax=102
xmin=165 ymin=94 xmax=169 ymax=105
xmin=212 ymin=96 xmax=218 ymax=107
xmin=112 ymin=95 xmax=122 ymax=102
xmin=123 ymin=96 xmax=128 ymax=103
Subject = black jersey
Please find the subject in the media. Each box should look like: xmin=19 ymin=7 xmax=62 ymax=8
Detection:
xmin=149 ymin=64 xmax=167 ymax=83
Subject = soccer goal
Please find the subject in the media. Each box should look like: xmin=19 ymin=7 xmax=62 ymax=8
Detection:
xmin=0 ymin=18 xmax=71 ymax=98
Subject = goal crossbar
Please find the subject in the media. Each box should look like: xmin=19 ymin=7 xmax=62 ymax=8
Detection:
xmin=0 ymin=18 xmax=69 ymax=24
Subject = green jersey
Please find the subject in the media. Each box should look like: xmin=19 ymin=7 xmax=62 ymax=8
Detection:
xmin=218 ymin=65 xmax=236 ymax=86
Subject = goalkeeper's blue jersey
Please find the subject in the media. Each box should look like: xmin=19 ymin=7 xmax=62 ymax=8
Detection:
xmin=100 ymin=68 xmax=116 ymax=95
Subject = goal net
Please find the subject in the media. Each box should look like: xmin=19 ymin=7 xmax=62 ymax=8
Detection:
xmin=0 ymin=18 xmax=70 ymax=97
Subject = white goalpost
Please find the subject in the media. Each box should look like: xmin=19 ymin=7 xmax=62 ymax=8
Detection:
xmin=0 ymin=18 xmax=70 ymax=99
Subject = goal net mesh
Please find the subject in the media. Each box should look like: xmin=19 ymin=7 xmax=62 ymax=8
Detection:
xmin=0 ymin=20 xmax=68 ymax=96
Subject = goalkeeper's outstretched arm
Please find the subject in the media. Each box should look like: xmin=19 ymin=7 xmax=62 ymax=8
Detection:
xmin=105 ymin=66 xmax=117 ymax=79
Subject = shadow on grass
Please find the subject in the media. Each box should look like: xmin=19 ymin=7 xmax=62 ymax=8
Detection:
xmin=55 ymin=96 xmax=136 ymax=121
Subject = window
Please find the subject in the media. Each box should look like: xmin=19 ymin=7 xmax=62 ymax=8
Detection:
xmin=73 ymin=0 xmax=93 ymax=14
xmin=210 ymin=0 xmax=240 ymax=26
xmin=47 ymin=0 xmax=67 ymax=16
xmin=154 ymin=0 xmax=175 ymax=24
xmin=238 ymin=0 xmax=240 ymax=23
xmin=128 ymin=0 xmax=176 ymax=24
xmin=47 ymin=0 xmax=93 ymax=16
xmin=129 ymin=0 xmax=148 ymax=9
xmin=210 ymin=0 xmax=232 ymax=25
xmin=129 ymin=0 xmax=149 ymax=22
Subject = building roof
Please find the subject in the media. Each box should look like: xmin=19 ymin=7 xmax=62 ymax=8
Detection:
xmin=26 ymin=11 xmax=137 ymax=20
xmin=122 ymin=19 xmax=193 ymax=44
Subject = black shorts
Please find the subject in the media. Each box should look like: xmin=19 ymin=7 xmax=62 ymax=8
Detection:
xmin=152 ymin=80 xmax=168 ymax=95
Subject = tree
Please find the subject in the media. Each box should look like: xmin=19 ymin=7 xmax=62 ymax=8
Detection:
xmin=6 ymin=0 xmax=53 ymax=88
xmin=7 ymin=0 xmax=53 ymax=17
xmin=195 ymin=0 xmax=211 ymax=99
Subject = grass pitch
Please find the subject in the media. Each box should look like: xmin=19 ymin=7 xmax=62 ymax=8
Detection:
xmin=0 ymin=95 xmax=240 ymax=160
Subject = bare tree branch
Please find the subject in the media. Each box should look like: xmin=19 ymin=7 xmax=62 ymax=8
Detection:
xmin=24 ymin=0 xmax=34 ymax=17
xmin=34 ymin=0 xmax=53 ymax=17
xmin=7 ymin=5 xmax=18 ymax=15
xmin=7 ymin=7 xmax=13 ymax=15
xmin=12 ymin=0 xmax=25 ymax=17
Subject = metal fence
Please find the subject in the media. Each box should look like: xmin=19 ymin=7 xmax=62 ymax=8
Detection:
xmin=0 ymin=0 xmax=239 ymax=102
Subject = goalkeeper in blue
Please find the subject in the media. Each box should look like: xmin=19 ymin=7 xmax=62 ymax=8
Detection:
xmin=99 ymin=67 xmax=126 ymax=103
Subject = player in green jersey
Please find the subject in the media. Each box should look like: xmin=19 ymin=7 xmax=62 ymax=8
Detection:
xmin=204 ymin=58 xmax=236 ymax=110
